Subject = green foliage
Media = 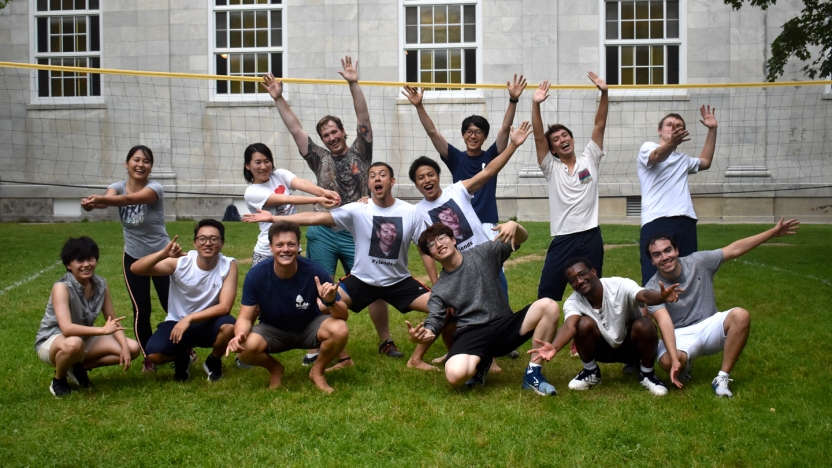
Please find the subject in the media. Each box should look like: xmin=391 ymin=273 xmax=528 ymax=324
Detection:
xmin=725 ymin=0 xmax=832 ymax=81
xmin=0 ymin=0 xmax=11 ymax=10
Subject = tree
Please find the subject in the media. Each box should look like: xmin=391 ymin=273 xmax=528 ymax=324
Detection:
xmin=0 ymin=0 xmax=12 ymax=9
xmin=724 ymin=0 xmax=831 ymax=81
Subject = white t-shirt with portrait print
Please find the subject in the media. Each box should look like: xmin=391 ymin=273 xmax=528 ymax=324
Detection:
xmin=330 ymin=199 xmax=426 ymax=287
xmin=244 ymin=169 xmax=298 ymax=256
xmin=540 ymin=140 xmax=605 ymax=236
xmin=416 ymin=181 xmax=490 ymax=252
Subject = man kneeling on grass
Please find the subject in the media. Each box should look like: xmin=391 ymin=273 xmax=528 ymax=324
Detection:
xmin=534 ymin=257 xmax=681 ymax=396
xmin=36 ymin=236 xmax=141 ymax=397
xmin=226 ymin=221 xmax=349 ymax=393
xmin=131 ymin=219 xmax=238 ymax=382
xmin=408 ymin=222 xmax=560 ymax=395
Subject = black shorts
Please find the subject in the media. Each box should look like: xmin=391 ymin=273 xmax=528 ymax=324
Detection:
xmin=538 ymin=227 xmax=604 ymax=301
xmin=145 ymin=315 xmax=236 ymax=357
xmin=446 ymin=305 xmax=533 ymax=361
xmin=338 ymin=275 xmax=430 ymax=313
xmin=588 ymin=322 xmax=644 ymax=364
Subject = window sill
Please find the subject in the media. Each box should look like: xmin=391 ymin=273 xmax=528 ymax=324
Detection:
xmin=607 ymin=89 xmax=690 ymax=102
xmin=28 ymin=99 xmax=106 ymax=110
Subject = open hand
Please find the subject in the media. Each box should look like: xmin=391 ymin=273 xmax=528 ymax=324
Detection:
xmin=169 ymin=316 xmax=191 ymax=344
xmin=532 ymin=81 xmax=550 ymax=105
xmin=509 ymin=121 xmax=533 ymax=147
xmin=507 ymin=74 xmax=527 ymax=100
xmin=699 ymin=105 xmax=717 ymax=129
xmin=658 ymin=281 xmax=683 ymax=303
xmin=492 ymin=221 xmax=519 ymax=250
xmin=587 ymin=71 xmax=607 ymax=92
xmin=527 ymin=338 xmax=556 ymax=362
xmin=338 ymin=56 xmax=358 ymax=83
xmin=242 ymin=208 xmax=274 ymax=223
xmin=771 ymin=216 xmax=799 ymax=238
xmin=261 ymin=73 xmax=283 ymax=100
xmin=401 ymin=85 xmax=423 ymax=106
xmin=669 ymin=358 xmax=683 ymax=388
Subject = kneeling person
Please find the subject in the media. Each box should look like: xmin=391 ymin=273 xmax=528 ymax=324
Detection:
xmin=410 ymin=222 xmax=561 ymax=395
xmin=226 ymin=221 xmax=349 ymax=393
xmin=131 ymin=219 xmax=238 ymax=382
xmin=36 ymin=236 xmax=141 ymax=397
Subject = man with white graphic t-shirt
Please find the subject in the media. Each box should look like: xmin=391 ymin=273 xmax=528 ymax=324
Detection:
xmin=244 ymin=162 xmax=442 ymax=371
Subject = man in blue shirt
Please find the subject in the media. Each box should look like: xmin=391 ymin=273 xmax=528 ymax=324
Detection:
xmin=226 ymin=221 xmax=349 ymax=394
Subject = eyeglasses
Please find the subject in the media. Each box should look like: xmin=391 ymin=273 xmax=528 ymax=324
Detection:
xmin=566 ymin=269 xmax=591 ymax=285
xmin=464 ymin=129 xmax=484 ymax=137
xmin=196 ymin=236 xmax=221 ymax=245
xmin=427 ymin=234 xmax=449 ymax=251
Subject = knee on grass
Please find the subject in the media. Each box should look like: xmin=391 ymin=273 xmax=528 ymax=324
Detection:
xmin=444 ymin=358 xmax=475 ymax=387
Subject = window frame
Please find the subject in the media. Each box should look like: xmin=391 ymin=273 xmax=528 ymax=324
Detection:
xmin=398 ymin=0 xmax=483 ymax=100
xmin=599 ymin=0 xmax=688 ymax=98
xmin=209 ymin=0 xmax=287 ymax=102
xmin=29 ymin=0 xmax=103 ymax=104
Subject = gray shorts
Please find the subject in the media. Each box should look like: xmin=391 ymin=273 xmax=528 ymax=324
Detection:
xmin=251 ymin=315 xmax=328 ymax=354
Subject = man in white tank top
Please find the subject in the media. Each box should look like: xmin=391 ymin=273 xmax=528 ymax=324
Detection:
xmin=130 ymin=219 xmax=238 ymax=382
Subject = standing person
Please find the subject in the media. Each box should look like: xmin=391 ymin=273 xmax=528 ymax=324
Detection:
xmin=130 ymin=220 xmax=238 ymax=382
xmin=262 ymin=56 xmax=392 ymax=360
xmin=637 ymin=106 xmax=718 ymax=285
xmin=645 ymin=217 xmax=799 ymax=397
xmin=81 ymin=145 xmax=171 ymax=372
xmin=35 ymin=236 xmax=140 ymax=397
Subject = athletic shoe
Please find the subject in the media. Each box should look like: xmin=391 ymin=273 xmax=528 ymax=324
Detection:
xmin=67 ymin=363 xmax=91 ymax=388
xmin=142 ymin=360 xmax=156 ymax=373
xmin=173 ymin=354 xmax=191 ymax=382
xmin=712 ymin=374 xmax=734 ymax=398
xmin=302 ymin=353 xmax=319 ymax=367
xmin=235 ymin=356 xmax=253 ymax=369
xmin=465 ymin=357 xmax=492 ymax=388
xmin=49 ymin=377 xmax=71 ymax=398
xmin=568 ymin=366 xmax=602 ymax=390
xmin=621 ymin=362 xmax=639 ymax=374
xmin=522 ymin=366 xmax=557 ymax=396
xmin=202 ymin=355 xmax=224 ymax=382
xmin=507 ymin=349 xmax=521 ymax=360
xmin=680 ymin=359 xmax=693 ymax=384
xmin=378 ymin=339 xmax=404 ymax=358
xmin=639 ymin=371 xmax=669 ymax=396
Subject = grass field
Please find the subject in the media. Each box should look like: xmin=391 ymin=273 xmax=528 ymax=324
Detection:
xmin=1 ymin=220 xmax=830 ymax=467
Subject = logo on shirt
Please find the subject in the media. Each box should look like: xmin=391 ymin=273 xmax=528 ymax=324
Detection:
xmin=295 ymin=295 xmax=309 ymax=310
xmin=274 ymin=185 xmax=286 ymax=194
xmin=578 ymin=168 xmax=592 ymax=184
xmin=481 ymin=162 xmax=486 ymax=172
xmin=119 ymin=204 xmax=146 ymax=226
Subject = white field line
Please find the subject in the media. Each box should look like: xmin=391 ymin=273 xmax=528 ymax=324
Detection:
xmin=0 ymin=261 xmax=62 ymax=296
xmin=737 ymin=259 xmax=831 ymax=286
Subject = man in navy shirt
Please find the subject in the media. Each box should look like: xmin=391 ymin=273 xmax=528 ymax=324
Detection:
xmin=226 ymin=221 xmax=349 ymax=393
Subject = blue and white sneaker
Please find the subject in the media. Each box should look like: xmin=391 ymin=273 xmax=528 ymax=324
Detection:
xmin=712 ymin=374 xmax=733 ymax=398
xmin=522 ymin=366 xmax=557 ymax=396
xmin=639 ymin=371 xmax=669 ymax=396
xmin=568 ymin=366 xmax=602 ymax=390
xmin=465 ymin=357 xmax=492 ymax=388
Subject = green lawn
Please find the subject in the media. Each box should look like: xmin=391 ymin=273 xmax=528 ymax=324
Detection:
xmin=1 ymin=221 xmax=830 ymax=467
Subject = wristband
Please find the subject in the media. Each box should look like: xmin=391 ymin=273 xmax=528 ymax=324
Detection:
xmin=509 ymin=98 xmax=519 ymax=103
xmin=321 ymin=296 xmax=336 ymax=307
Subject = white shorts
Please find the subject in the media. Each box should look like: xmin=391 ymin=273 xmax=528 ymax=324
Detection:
xmin=36 ymin=334 xmax=101 ymax=366
xmin=658 ymin=310 xmax=734 ymax=362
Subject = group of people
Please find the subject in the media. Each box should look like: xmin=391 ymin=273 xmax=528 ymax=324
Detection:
xmin=36 ymin=56 xmax=799 ymax=399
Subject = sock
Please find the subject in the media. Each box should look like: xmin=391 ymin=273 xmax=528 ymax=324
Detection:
xmin=583 ymin=360 xmax=598 ymax=371
xmin=527 ymin=362 xmax=541 ymax=369
xmin=718 ymin=370 xmax=730 ymax=379
xmin=640 ymin=365 xmax=654 ymax=374
xmin=305 ymin=352 xmax=319 ymax=359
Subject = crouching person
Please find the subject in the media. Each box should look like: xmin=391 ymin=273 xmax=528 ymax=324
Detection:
xmin=36 ymin=236 xmax=141 ymax=397
xmin=131 ymin=219 xmax=238 ymax=382
xmin=226 ymin=221 xmax=349 ymax=393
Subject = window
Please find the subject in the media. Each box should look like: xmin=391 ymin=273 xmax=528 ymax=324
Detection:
xmin=402 ymin=1 xmax=479 ymax=89
xmin=213 ymin=0 xmax=284 ymax=96
xmin=603 ymin=1 xmax=683 ymax=85
xmin=33 ymin=0 xmax=101 ymax=98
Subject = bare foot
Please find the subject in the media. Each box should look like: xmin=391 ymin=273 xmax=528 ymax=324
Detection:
xmin=431 ymin=353 xmax=447 ymax=365
xmin=326 ymin=357 xmax=355 ymax=373
xmin=407 ymin=358 xmax=440 ymax=371
xmin=309 ymin=369 xmax=334 ymax=394
xmin=490 ymin=360 xmax=502 ymax=373
xmin=268 ymin=361 xmax=285 ymax=389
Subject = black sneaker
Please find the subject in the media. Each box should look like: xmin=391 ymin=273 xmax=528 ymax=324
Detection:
xmin=202 ymin=355 xmax=224 ymax=382
xmin=302 ymin=353 xmax=319 ymax=367
xmin=378 ymin=339 xmax=404 ymax=358
xmin=49 ymin=377 xmax=72 ymax=398
xmin=173 ymin=354 xmax=191 ymax=382
xmin=465 ymin=357 xmax=492 ymax=388
xmin=506 ymin=349 xmax=521 ymax=359
xmin=67 ymin=363 xmax=91 ymax=388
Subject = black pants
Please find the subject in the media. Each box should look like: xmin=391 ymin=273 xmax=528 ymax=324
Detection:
xmin=122 ymin=252 xmax=170 ymax=356
xmin=639 ymin=216 xmax=698 ymax=285
xmin=537 ymin=227 xmax=604 ymax=301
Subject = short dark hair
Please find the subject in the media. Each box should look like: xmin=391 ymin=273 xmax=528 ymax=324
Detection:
xmin=369 ymin=161 xmax=394 ymax=178
xmin=126 ymin=145 xmax=154 ymax=165
xmin=644 ymin=233 xmax=678 ymax=257
xmin=243 ymin=143 xmax=274 ymax=183
xmin=417 ymin=222 xmax=454 ymax=256
xmin=60 ymin=236 xmax=99 ymax=269
xmin=544 ymin=124 xmax=573 ymax=157
xmin=658 ymin=113 xmax=686 ymax=130
xmin=461 ymin=115 xmax=490 ymax=137
xmin=316 ymin=115 xmax=346 ymax=138
xmin=195 ymin=219 xmax=225 ymax=242
xmin=268 ymin=220 xmax=301 ymax=244
xmin=563 ymin=256 xmax=594 ymax=275
xmin=408 ymin=156 xmax=441 ymax=182
xmin=374 ymin=217 xmax=396 ymax=232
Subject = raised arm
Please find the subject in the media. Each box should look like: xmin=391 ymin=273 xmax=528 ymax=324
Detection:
xmin=81 ymin=186 xmax=158 ymax=209
xmin=462 ymin=121 xmax=531 ymax=195
xmin=495 ymin=74 xmax=527 ymax=152
xmin=635 ymin=281 xmax=682 ymax=306
xmin=80 ymin=187 xmax=117 ymax=211
xmin=401 ymin=85 xmax=449 ymax=158
xmin=648 ymin=126 xmax=690 ymax=165
xmin=697 ymin=105 xmax=718 ymax=170
xmin=262 ymin=73 xmax=310 ymax=155
xmin=721 ymin=217 xmax=799 ymax=262
xmin=242 ymin=209 xmax=336 ymax=227
xmin=588 ymin=71 xmax=608 ymax=150
xmin=130 ymin=236 xmax=183 ymax=276
xmin=531 ymin=81 xmax=552 ymax=166
xmin=491 ymin=220 xmax=529 ymax=250
xmin=338 ymin=56 xmax=373 ymax=143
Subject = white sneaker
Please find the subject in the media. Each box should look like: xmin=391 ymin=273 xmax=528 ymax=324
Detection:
xmin=712 ymin=374 xmax=734 ymax=398
xmin=639 ymin=372 xmax=669 ymax=396
xmin=568 ymin=367 xmax=601 ymax=390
